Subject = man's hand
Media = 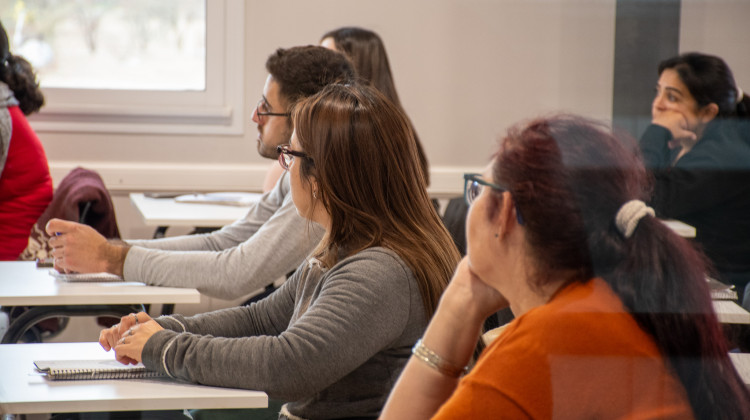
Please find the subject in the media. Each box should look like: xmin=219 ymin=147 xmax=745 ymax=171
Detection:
xmin=46 ymin=218 xmax=128 ymax=276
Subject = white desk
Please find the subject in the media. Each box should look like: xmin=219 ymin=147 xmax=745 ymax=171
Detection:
xmin=713 ymin=300 xmax=750 ymax=324
xmin=661 ymin=219 xmax=696 ymax=238
xmin=0 ymin=261 xmax=200 ymax=343
xmin=0 ymin=342 xmax=267 ymax=415
xmin=0 ymin=262 xmax=199 ymax=307
xmin=130 ymin=193 xmax=253 ymax=228
xmin=729 ymin=353 xmax=750 ymax=387
xmin=130 ymin=193 xmax=696 ymax=238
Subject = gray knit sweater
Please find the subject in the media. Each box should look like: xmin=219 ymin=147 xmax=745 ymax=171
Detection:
xmin=123 ymin=171 xmax=324 ymax=299
xmin=141 ymin=247 xmax=427 ymax=419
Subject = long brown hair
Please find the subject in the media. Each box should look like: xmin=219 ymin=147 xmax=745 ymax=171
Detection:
xmin=321 ymin=27 xmax=400 ymax=106
xmin=292 ymin=83 xmax=459 ymax=317
xmin=494 ymin=114 xmax=750 ymax=420
xmin=0 ymin=20 xmax=44 ymax=115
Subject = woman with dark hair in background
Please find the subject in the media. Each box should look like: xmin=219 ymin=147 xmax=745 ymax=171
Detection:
xmin=321 ymin=27 xmax=401 ymax=107
xmin=641 ymin=52 xmax=750 ymax=309
xmin=99 ymin=83 xmax=460 ymax=420
xmin=320 ymin=26 xmax=430 ymax=186
xmin=0 ymin=20 xmax=52 ymax=260
xmin=380 ymin=114 xmax=750 ymax=419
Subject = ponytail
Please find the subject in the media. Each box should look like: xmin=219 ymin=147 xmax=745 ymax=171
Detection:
xmin=1 ymin=54 xmax=44 ymax=115
xmin=498 ymin=115 xmax=750 ymax=420
xmin=736 ymin=91 xmax=749 ymax=118
xmin=602 ymin=215 xmax=750 ymax=420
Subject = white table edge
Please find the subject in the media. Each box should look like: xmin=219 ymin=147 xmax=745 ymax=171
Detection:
xmin=130 ymin=193 xmax=252 ymax=227
xmin=0 ymin=342 xmax=267 ymax=415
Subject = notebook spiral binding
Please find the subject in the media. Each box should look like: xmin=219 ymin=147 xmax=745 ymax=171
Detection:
xmin=48 ymin=368 xmax=164 ymax=380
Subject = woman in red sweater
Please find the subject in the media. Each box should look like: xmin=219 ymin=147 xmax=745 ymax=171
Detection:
xmin=0 ymin=20 xmax=52 ymax=260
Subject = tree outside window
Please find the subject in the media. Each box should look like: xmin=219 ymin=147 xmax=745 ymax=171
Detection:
xmin=0 ymin=0 xmax=205 ymax=91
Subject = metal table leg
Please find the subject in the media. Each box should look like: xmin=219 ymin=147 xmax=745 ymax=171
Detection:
xmin=1 ymin=304 xmax=145 ymax=344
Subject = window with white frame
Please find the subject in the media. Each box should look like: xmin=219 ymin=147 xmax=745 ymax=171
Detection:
xmin=0 ymin=0 xmax=244 ymax=134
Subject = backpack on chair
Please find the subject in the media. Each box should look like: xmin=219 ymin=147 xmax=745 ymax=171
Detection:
xmin=10 ymin=167 xmax=121 ymax=340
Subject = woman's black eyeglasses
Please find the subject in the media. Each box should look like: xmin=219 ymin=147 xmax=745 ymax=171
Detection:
xmin=277 ymin=144 xmax=313 ymax=170
xmin=463 ymin=173 xmax=523 ymax=224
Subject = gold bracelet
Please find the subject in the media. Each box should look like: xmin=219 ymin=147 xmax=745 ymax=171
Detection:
xmin=412 ymin=338 xmax=468 ymax=378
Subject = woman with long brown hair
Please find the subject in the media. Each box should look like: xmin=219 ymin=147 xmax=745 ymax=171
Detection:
xmin=320 ymin=26 xmax=430 ymax=187
xmin=98 ymin=83 xmax=460 ymax=420
xmin=381 ymin=114 xmax=750 ymax=419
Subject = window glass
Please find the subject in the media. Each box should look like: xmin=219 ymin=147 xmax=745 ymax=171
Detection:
xmin=0 ymin=0 xmax=205 ymax=91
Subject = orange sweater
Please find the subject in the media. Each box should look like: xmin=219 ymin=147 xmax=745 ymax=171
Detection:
xmin=432 ymin=278 xmax=694 ymax=419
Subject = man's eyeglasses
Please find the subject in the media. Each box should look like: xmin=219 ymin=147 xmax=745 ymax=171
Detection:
xmin=256 ymin=99 xmax=291 ymax=125
xmin=463 ymin=173 xmax=523 ymax=224
xmin=277 ymin=144 xmax=313 ymax=170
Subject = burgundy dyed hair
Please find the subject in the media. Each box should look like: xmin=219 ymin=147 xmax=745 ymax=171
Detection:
xmin=493 ymin=114 xmax=749 ymax=420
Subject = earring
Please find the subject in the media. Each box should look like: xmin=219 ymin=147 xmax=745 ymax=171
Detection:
xmin=313 ymin=190 xmax=318 ymax=199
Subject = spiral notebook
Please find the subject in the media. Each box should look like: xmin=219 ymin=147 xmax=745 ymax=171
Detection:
xmin=174 ymin=192 xmax=261 ymax=207
xmin=49 ymin=270 xmax=123 ymax=282
xmin=34 ymin=359 xmax=165 ymax=381
xmin=707 ymin=276 xmax=738 ymax=301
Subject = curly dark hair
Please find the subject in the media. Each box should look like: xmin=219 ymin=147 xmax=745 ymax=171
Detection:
xmin=265 ymin=46 xmax=355 ymax=108
xmin=0 ymin=20 xmax=44 ymax=115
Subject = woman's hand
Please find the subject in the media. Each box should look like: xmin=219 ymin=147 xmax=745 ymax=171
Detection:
xmin=652 ymin=109 xmax=698 ymax=148
xmin=112 ymin=320 xmax=164 ymax=364
xmin=440 ymin=257 xmax=509 ymax=326
xmin=99 ymin=312 xmax=155 ymax=364
xmin=379 ymin=257 xmax=509 ymax=419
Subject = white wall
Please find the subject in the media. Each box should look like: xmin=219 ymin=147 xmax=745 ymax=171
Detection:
xmin=30 ymin=0 xmax=749 ymax=241
xmin=680 ymin=0 xmax=750 ymax=90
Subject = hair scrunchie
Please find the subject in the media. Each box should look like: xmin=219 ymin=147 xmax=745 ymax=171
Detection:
xmin=615 ymin=199 xmax=655 ymax=238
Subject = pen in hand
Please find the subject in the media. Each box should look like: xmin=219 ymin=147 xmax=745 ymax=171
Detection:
xmin=36 ymin=258 xmax=54 ymax=268
xmin=50 ymin=231 xmax=69 ymax=274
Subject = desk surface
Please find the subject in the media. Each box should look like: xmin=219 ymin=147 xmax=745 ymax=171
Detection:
xmin=713 ymin=300 xmax=750 ymax=324
xmin=130 ymin=193 xmax=253 ymax=227
xmin=729 ymin=353 xmax=750 ymax=387
xmin=0 ymin=342 xmax=267 ymax=415
xmin=661 ymin=219 xmax=696 ymax=238
xmin=0 ymin=261 xmax=200 ymax=306
xmin=130 ymin=193 xmax=698 ymax=238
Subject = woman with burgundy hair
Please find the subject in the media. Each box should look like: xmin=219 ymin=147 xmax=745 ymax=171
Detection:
xmin=381 ymin=114 xmax=750 ymax=420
